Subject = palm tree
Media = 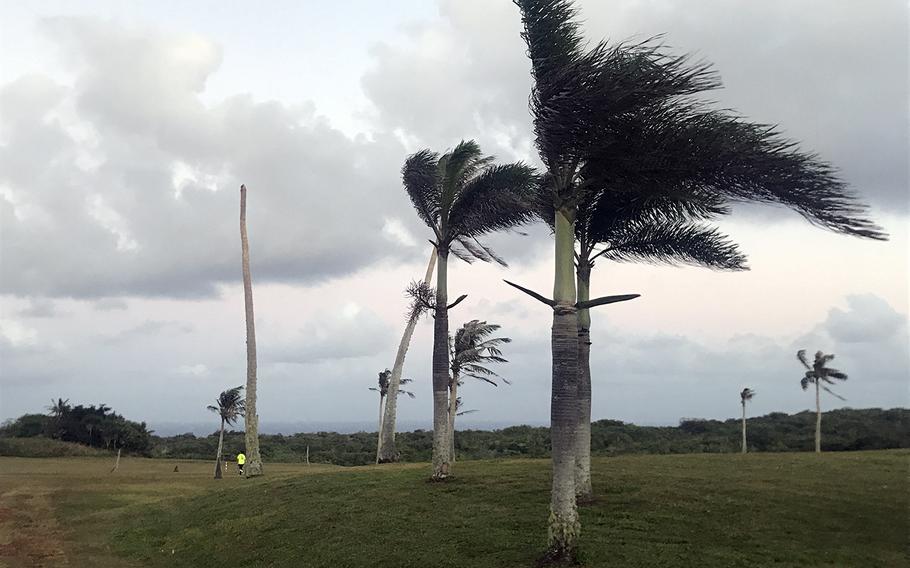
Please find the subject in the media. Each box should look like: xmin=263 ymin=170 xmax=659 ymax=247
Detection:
xmin=402 ymin=140 xmax=536 ymax=480
xmin=370 ymin=369 xmax=416 ymax=464
xmin=797 ymin=350 xmax=848 ymax=453
xmin=207 ymin=386 xmax=245 ymax=479
xmin=47 ymin=398 xmax=70 ymax=418
xmin=511 ymin=0 xmax=885 ymax=558
xmin=379 ymin=248 xmax=437 ymax=463
xmin=740 ymin=388 xmax=756 ymax=454
xmin=239 ymin=184 xmax=263 ymax=478
xmin=448 ymin=320 xmax=511 ymax=461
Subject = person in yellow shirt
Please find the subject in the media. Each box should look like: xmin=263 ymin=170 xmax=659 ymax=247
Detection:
xmin=236 ymin=452 xmax=246 ymax=476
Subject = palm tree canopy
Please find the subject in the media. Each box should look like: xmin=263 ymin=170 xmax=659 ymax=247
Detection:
xmin=797 ymin=349 xmax=848 ymax=399
xmin=207 ymin=386 xmax=245 ymax=426
xmin=740 ymin=388 xmax=756 ymax=403
xmin=516 ymin=0 xmax=886 ymax=240
xmin=402 ymin=140 xmax=538 ymax=264
xmin=450 ymin=320 xmax=512 ymax=386
xmin=370 ymin=370 xmax=416 ymax=399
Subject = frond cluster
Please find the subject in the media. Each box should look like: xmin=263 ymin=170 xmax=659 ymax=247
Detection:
xmin=450 ymin=320 xmax=512 ymax=386
xmin=797 ymin=349 xmax=848 ymax=399
xmin=207 ymin=386 xmax=245 ymax=425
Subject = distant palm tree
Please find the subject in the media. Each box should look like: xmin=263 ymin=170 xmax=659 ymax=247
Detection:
xmin=402 ymin=140 xmax=536 ymax=480
xmin=47 ymin=398 xmax=70 ymax=418
xmin=797 ymin=350 xmax=848 ymax=453
xmin=370 ymin=369 xmax=415 ymax=464
xmin=448 ymin=320 xmax=511 ymax=461
xmin=239 ymin=184 xmax=263 ymax=477
xmin=740 ymin=388 xmax=756 ymax=454
xmin=207 ymin=386 xmax=245 ymax=479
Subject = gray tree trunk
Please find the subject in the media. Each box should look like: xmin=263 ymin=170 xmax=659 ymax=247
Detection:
xmin=240 ymin=184 xmax=263 ymax=477
xmin=379 ymin=248 xmax=437 ymax=462
xmin=547 ymin=208 xmax=581 ymax=560
xmin=214 ymin=419 xmax=225 ymax=479
xmin=431 ymin=248 xmax=451 ymax=480
xmin=448 ymin=377 xmax=458 ymax=463
xmin=815 ymin=378 xmax=822 ymax=454
xmin=110 ymin=447 xmax=122 ymax=473
xmin=741 ymin=402 xmax=747 ymax=454
xmin=574 ymin=261 xmax=593 ymax=502
xmin=375 ymin=394 xmax=386 ymax=464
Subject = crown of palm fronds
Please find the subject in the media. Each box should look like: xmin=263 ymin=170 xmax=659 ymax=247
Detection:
xmin=740 ymin=388 xmax=756 ymax=403
xmin=516 ymin=0 xmax=886 ymax=240
xmin=450 ymin=320 xmax=512 ymax=386
xmin=370 ymin=370 xmax=416 ymax=399
xmin=797 ymin=349 xmax=848 ymax=400
xmin=206 ymin=386 xmax=245 ymax=426
xmin=405 ymin=280 xmax=436 ymax=321
xmin=402 ymin=140 xmax=538 ymax=265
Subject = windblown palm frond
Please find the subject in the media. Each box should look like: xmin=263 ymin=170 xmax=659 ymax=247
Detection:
xmin=405 ymin=280 xmax=436 ymax=320
xmin=797 ymin=350 xmax=848 ymax=397
xmin=207 ymin=386 xmax=245 ymax=426
xmin=740 ymin=388 xmax=755 ymax=403
xmin=450 ymin=320 xmax=512 ymax=386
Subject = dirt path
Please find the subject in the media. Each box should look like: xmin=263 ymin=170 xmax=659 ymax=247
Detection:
xmin=0 ymin=484 xmax=69 ymax=567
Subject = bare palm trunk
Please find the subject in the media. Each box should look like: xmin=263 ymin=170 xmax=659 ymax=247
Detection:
xmin=376 ymin=394 xmax=386 ymax=464
xmin=214 ymin=418 xmax=225 ymax=479
xmin=547 ymin=207 xmax=581 ymax=560
xmin=575 ymin=261 xmax=593 ymax=502
xmin=431 ymin=247 xmax=451 ymax=480
xmin=448 ymin=376 xmax=458 ymax=463
xmin=110 ymin=447 xmax=122 ymax=473
xmin=741 ymin=402 xmax=747 ymax=454
xmin=240 ymin=184 xmax=263 ymax=477
xmin=815 ymin=379 xmax=822 ymax=454
xmin=379 ymin=248 xmax=437 ymax=462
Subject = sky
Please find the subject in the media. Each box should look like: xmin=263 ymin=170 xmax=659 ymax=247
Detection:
xmin=1 ymin=0 xmax=907 ymax=432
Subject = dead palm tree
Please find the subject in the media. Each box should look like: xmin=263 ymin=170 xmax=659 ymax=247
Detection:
xmin=378 ymin=248 xmax=437 ymax=463
xmin=511 ymin=0 xmax=885 ymax=559
xmin=402 ymin=140 xmax=536 ymax=480
xmin=207 ymin=386 xmax=245 ymax=479
xmin=371 ymin=369 xmax=416 ymax=464
xmin=239 ymin=184 xmax=263 ymax=477
xmin=740 ymin=388 xmax=755 ymax=454
xmin=797 ymin=350 xmax=848 ymax=453
xmin=448 ymin=320 xmax=511 ymax=461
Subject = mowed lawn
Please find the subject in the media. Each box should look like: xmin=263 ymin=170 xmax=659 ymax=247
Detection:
xmin=0 ymin=451 xmax=906 ymax=567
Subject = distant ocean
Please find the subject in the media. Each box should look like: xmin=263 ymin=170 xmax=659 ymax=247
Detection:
xmin=148 ymin=419 xmax=551 ymax=437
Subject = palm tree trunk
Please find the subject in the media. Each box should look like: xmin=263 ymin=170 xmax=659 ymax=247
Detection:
xmin=214 ymin=418 xmax=225 ymax=479
xmin=431 ymin=247 xmax=451 ymax=480
xmin=741 ymin=402 xmax=747 ymax=454
xmin=240 ymin=184 xmax=263 ymax=477
xmin=575 ymin=260 xmax=593 ymax=502
xmin=547 ymin=207 xmax=581 ymax=560
xmin=379 ymin=248 xmax=437 ymax=462
xmin=110 ymin=447 xmax=121 ymax=473
xmin=376 ymin=394 xmax=386 ymax=464
xmin=815 ymin=379 xmax=822 ymax=454
xmin=448 ymin=376 xmax=458 ymax=463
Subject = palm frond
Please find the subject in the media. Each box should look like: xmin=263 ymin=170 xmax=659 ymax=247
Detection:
xmin=402 ymin=150 xmax=442 ymax=234
xmin=405 ymin=280 xmax=436 ymax=319
xmin=821 ymin=385 xmax=846 ymax=401
xmin=797 ymin=350 xmax=811 ymax=370
xmin=740 ymin=388 xmax=755 ymax=402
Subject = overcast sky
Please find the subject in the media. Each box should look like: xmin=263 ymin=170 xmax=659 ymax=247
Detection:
xmin=1 ymin=0 xmax=907 ymax=432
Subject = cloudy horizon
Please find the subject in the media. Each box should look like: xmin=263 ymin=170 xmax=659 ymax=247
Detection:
xmin=1 ymin=0 xmax=907 ymax=431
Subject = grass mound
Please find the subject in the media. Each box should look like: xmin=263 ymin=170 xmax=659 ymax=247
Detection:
xmin=0 ymin=437 xmax=112 ymax=458
xmin=102 ymin=452 xmax=907 ymax=568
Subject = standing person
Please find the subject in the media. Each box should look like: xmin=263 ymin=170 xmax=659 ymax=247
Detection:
xmin=237 ymin=452 xmax=246 ymax=476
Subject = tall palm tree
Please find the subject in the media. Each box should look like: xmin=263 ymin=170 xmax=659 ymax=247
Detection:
xmin=740 ymin=388 xmax=756 ymax=454
xmin=797 ymin=350 xmax=848 ymax=453
xmin=448 ymin=320 xmax=511 ymax=461
xmin=370 ymin=369 xmax=416 ymax=464
xmin=512 ymin=0 xmax=884 ymax=559
xmin=402 ymin=140 xmax=536 ymax=480
xmin=207 ymin=386 xmax=245 ymax=480
xmin=379 ymin=248 xmax=437 ymax=463
xmin=239 ymin=184 xmax=263 ymax=478
xmin=47 ymin=398 xmax=70 ymax=418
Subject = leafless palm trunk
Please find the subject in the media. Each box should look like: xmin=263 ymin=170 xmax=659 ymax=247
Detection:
xmin=741 ymin=402 xmax=747 ymax=454
xmin=547 ymin=208 xmax=581 ymax=560
xmin=379 ymin=248 xmax=437 ymax=462
xmin=815 ymin=379 xmax=822 ymax=454
xmin=575 ymin=261 xmax=593 ymax=502
xmin=214 ymin=418 xmax=225 ymax=479
xmin=110 ymin=447 xmax=122 ymax=473
xmin=448 ymin=375 xmax=458 ymax=463
xmin=431 ymin=247 xmax=451 ymax=480
xmin=240 ymin=184 xmax=263 ymax=477
xmin=376 ymin=394 xmax=386 ymax=464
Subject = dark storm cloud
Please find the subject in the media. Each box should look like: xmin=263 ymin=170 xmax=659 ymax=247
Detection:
xmin=0 ymin=19 xmax=422 ymax=301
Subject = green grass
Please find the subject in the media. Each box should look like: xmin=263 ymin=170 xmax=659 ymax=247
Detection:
xmin=0 ymin=437 xmax=113 ymax=457
xmin=0 ymin=452 xmax=906 ymax=567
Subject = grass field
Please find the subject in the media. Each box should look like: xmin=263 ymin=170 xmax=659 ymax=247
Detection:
xmin=0 ymin=451 xmax=906 ymax=567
